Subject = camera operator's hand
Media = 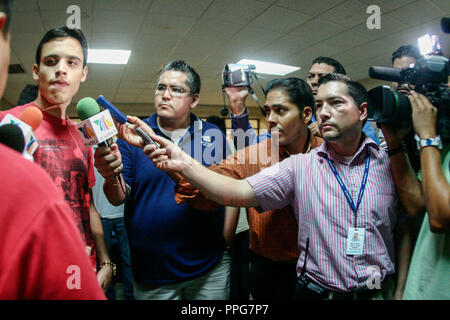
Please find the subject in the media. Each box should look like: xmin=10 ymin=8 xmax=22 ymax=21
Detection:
xmin=224 ymin=87 xmax=249 ymax=115
xmin=380 ymin=123 xmax=409 ymax=150
xmin=409 ymin=91 xmax=437 ymax=140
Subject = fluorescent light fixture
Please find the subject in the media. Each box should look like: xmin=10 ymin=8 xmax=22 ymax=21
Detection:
xmin=87 ymin=49 xmax=131 ymax=64
xmin=236 ymin=59 xmax=300 ymax=76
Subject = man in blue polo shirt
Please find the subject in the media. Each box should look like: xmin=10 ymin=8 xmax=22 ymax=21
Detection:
xmin=94 ymin=60 xmax=230 ymax=300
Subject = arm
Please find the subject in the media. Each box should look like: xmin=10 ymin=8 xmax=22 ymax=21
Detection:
xmin=225 ymin=87 xmax=259 ymax=149
xmin=393 ymin=216 xmax=416 ymax=300
xmin=409 ymin=92 xmax=450 ymax=233
xmin=89 ymin=197 xmax=113 ymax=291
xmin=143 ymin=133 xmax=259 ymax=208
xmin=381 ymin=125 xmax=425 ymax=218
xmin=223 ymin=206 xmax=240 ymax=248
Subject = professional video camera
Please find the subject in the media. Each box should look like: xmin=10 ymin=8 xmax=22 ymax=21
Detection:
xmin=367 ymin=33 xmax=449 ymax=139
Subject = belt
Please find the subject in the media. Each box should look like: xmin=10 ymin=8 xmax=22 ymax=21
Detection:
xmin=296 ymin=276 xmax=386 ymax=301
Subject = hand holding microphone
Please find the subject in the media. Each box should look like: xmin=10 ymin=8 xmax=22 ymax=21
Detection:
xmin=97 ymin=95 xmax=159 ymax=149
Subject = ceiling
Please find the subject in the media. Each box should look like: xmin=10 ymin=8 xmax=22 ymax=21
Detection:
xmin=3 ymin=0 xmax=450 ymax=111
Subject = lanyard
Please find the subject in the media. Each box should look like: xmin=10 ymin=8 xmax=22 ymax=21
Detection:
xmin=325 ymin=148 xmax=370 ymax=227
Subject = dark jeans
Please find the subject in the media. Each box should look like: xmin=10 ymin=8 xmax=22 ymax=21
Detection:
xmin=229 ymin=230 xmax=250 ymax=300
xmin=249 ymin=250 xmax=297 ymax=300
xmin=101 ymin=217 xmax=134 ymax=300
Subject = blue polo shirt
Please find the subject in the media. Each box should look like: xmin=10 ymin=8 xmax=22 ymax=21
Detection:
xmin=118 ymin=113 xmax=229 ymax=285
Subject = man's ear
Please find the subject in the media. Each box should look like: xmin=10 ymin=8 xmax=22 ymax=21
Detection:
xmin=302 ymin=106 xmax=313 ymax=124
xmin=80 ymin=65 xmax=88 ymax=83
xmin=190 ymin=93 xmax=200 ymax=110
xmin=32 ymin=64 xmax=40 ymax=81
xmin=359 ymin=101 xmax=368 ymax=122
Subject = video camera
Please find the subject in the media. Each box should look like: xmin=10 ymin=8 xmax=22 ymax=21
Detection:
xmin=222 ymin=64 xmax=256 ymax=88
xmin=367 ymin=33 xmax=449 ymax=139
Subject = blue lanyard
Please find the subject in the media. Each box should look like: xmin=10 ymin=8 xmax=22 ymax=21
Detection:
xmin=325 ymin=148 xmax=370 ymax=227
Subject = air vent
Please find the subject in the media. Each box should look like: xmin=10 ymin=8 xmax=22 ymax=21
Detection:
xmin=8 ymin=64 xmax=25 ymax=74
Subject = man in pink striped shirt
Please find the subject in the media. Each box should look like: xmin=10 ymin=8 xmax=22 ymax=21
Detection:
xmin=138 ymin=73 xmax=407 ymax=300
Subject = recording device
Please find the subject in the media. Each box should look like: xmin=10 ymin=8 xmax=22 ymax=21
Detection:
xmin=0 ymin=106 xmax=43 ymax=159
xmin=221 ymin=64 xmax=267 ymax=117
xmin=96 ymin=95 xmax=160 ymax=148
xmin=222 ymin=64 xmax=256 ymax=88
xmin=367 ymin=34 xmax=449 ymax=139
xmin=76 ymin=97 xmax=118 ymax=147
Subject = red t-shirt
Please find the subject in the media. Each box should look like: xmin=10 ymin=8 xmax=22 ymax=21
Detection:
xmin=0 ymin=103 xmax=96 ymax=265
xmin=0 ymin=143 xmax=105 ymax=299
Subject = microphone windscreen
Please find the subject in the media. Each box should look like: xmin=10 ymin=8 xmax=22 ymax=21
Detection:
xmin=0 ymin=123 xmax=25 ymax=153
xmin=76 ymin=97 xmax=101 ymax=120
xmin=19 ymin=106 xmax=43 ymax=131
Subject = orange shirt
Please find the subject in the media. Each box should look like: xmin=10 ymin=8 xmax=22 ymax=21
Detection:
xmin=175 ymin=130 xmax=323 ymax=262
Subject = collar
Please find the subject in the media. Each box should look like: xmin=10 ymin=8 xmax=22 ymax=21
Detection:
xmin=147 ymin=112 xmax=203 ymax=139
xmin=317 ymin=134 xmax=379 ymax=164
xmin=279 ymin=128 xmax=314 ymax=159
xmin=29 ymin=102 xmax=72 ymax=127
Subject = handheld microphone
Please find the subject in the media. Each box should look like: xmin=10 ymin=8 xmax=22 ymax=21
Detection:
xmin=76 ymin=97 xmax=118 ymax=147
xmin=0 ymin=123 xmax=25 ymax=153
xmin=97 ymin=95 xmax=159 ymax=148
xmin=0 ymin=106 xmax=43 ymax=159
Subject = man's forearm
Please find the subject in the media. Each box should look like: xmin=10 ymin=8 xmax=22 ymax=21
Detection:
xmin=181 ymin=159 xmax=258 ymax=208
xmin=103 ymin=174 xmax=128 ymax=206
xmin=387 ymin=138 xmax=425 ymax=217
xmin=420 ymin=147 xmax=450 ymax=232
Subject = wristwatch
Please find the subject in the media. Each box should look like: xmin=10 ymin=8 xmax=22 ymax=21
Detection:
xmin=415 ymin=134 xmax=443 ymax=150
xmin=100 ymin=261 xmax=117 ymax=276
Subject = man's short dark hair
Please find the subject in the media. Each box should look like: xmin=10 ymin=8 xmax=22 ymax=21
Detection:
xmin=160 ymin=60 xmax=201 ymax=95
xmin=0 ymin=0 xmax=11 ymax=39
xmin=391 ymin=45 xmax=422 ymax=65
xmin=35 ymin=26 xmax=88 ymax=67
xmin=206 ymin=115 xmax=226 ymax=135
xmin=266 ymin=77 xmax=315 ymax=116
xmin=318 ymin=73 xmax=368 ymax=110
xmin=311 ymin=56 xmax=346 ymax=75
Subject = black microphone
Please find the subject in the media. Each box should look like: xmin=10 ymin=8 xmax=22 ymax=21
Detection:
xmin=368 ymin=66 xmax=402 ymax=82
xmin=0 ymin=123 xmax=26 ymax=153
xmin=441 ymin=17 xmax=450 ymax=33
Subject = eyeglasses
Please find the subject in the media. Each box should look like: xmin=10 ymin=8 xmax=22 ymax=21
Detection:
xmin=155 ymin=84 xmax=191 ymax=97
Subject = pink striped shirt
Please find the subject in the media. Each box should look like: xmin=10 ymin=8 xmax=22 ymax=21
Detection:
xmin=246 ymin=136 xmax=398 ymax=292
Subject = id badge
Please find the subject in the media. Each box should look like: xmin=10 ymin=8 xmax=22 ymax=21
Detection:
xmin=346 ymin=227 xmax=365 ymax=255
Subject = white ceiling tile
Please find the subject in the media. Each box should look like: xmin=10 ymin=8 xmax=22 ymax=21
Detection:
xmin=10 ymin=12 xmax=45 ymax=34
xmin=187 ymin=19 xmax=246 ymax=41
xmin=388 ymin=0 xmax=444 ymax=26
xmin=247 ymin=6 xmax=312 ymax=33
xmin=172 ymin=37 xmax=224 ymax=56
xmin=288 ymin=18 xmax=346 ymax=42
xmin=275 ymin=0 xmax=346 ymax=16
xmin=430 ymin=0 xmax=450 ymax=12
xmin=94 ymin=0 xmax=150 ymax=11
xmin=90 ymin=33 xmax=136 ymax=49
xmin=350 ymin=15 xmax=409 ymax=40
xmin=318 ymin=0 xmax=369 ymax=28
xmin=140 ymin=14 xmax=196 ymax=36
xmin=359 ymin=0 xmax=416 ymax=12
xmin=201 ymin=0 xmax=270 ymax=25
xmin=132 ymin=34 xmax=182 ymax=52
xmin=86 ymin=64 xmax=125 ymax=81
xmin=324 ymin=29 xmax=372 ymax=50
xmin=119 ymin=81 xmax=153 ymax=90
xmin=92 ymin=10 xmax=145 ymax=34
xmin=37 ymin=0 xmax=93 ymax=11
xmin=150 ymin=0 xmax=213 ymax=18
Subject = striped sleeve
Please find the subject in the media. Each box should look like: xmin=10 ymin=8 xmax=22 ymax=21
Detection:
xmin=246 ymin=156 xmax=296 ymax=212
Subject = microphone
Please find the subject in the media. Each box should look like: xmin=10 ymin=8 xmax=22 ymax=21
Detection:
xmin=0 ymin=123 xmax=25 ymax=153
xmin=76 ymin=97 xmax=118 ymax=147
xmin=0 ymin=106 xmax=43 ymax=159
xmin=97 ymin=95 xmax=159 ymax=148
xmin=368 ymin=66 xmax=402 ymax=82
